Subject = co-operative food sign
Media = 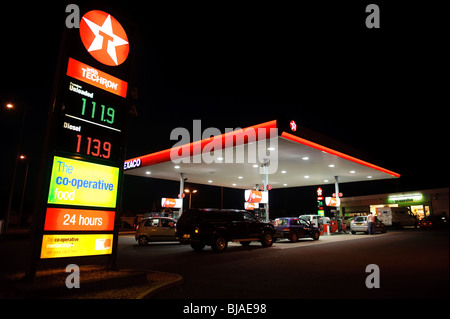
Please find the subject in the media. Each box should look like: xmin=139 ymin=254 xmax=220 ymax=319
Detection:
xmin=47 ymin=156 xmax=119 ymax=208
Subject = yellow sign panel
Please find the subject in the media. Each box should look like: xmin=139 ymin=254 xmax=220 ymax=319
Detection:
xmin=47 ymin=156 xmax=119 ymax=208
xmin=40 ymin=234 xmax=113 ymax=259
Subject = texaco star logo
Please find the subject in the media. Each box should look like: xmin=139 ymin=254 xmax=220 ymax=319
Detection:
xmin=290 ymin=120 xmax=297 ymax=132
xmin=79 ymin=10 xmax=129 ymax=66
xmin=317 ymin=187 xmax=323 ymax=196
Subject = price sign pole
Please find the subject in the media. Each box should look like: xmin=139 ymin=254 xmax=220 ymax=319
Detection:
xmin=27 ymin=4 xmax=135 ymax=279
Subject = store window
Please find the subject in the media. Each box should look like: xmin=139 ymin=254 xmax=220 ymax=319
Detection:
xmin=370 ymin=204 xmax=398 ymax=215
xmin=411 ymin=205 xmax=429 ymax=219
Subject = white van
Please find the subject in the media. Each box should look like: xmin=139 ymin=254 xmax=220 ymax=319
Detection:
xmin=376 ymin=207 xmax=418 ymax=228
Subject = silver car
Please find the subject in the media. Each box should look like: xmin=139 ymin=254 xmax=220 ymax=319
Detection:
xmin=135 ymin=217 xmax=178 ymax=245
xmin=350 ymin=216 xmax=386 ymax=234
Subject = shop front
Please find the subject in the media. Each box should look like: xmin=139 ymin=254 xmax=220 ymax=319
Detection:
xmin=340 ymin=188 xmax=449 ymax=221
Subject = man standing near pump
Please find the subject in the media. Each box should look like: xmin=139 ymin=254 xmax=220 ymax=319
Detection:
xmin=367 ymin=212 xmax=376 ymax=235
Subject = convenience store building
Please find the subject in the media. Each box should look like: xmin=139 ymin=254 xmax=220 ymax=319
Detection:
xmin=339 ymin=188 xmax=449 ymax=220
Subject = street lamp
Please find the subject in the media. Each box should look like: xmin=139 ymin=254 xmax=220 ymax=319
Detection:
xmin=18 ymin=155 xmax=29 ymax=228
xmin=184 ymin=188 xmax=198 ymax=209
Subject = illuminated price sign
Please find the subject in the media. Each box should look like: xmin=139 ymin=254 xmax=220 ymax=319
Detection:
xmin=63 ymin=79 xmax=123 ymax=131
xmin=55 ymin=80 xmax=123 ymax=162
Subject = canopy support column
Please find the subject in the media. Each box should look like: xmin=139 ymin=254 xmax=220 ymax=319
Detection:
xmin=263 ymin=160 xmax=269 ymax=222
xmin=334 ymin=175 xmax=342 ymax=231
xmin=179 ymin=173 xmax=185 ymax=214
xmin=334 ymin=175 xmax=340 ymax=215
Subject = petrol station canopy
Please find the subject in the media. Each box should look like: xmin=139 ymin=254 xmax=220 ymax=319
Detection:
xmin=124 ymin=120 xmax=400 ymax=189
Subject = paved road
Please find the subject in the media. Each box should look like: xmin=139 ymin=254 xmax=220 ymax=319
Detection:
xmin=1 ymin=229 xmax=448 ymax=299
xmin=115 ymin=230 xmax=449 ymax=299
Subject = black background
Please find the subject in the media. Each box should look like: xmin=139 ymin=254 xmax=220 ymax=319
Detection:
xmin=1 ymin=1 xmax=447 ymax=220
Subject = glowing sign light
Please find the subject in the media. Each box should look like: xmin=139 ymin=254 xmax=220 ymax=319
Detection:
xmin=161 ymin=198 xmax=182 ymax=208
xmin=66 ymin=58 xmax=128 ymax=97
xmin=388 ymin=194 xmax=423 ymax=202
xmin=40 ymin=234 xmax=113 ymax=259
xmin=244 ymin=190 xmax=268 ymax=203
xmin=44 ymin=207 xmax=115 ymax=231
xmin=244 ymin=202 xmax=260 ymax=210
xmin=317 ymin=188 xmax=323 ymax=196
xmin=47 ymin=156 xmax=119 ymax=208
xmin=290 ymin=120 xmax=297 ymax=132
xmin=325 ymin=197 xmax=340 ymax=207
xmin=79 ymin=10 xmax=129 ymax=66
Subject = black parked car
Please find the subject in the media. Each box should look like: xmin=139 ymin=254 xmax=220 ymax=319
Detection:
xmin=176 ymin=208 xmax=275 ymax=252
xmin=418 ymin=214 xmax=449 ymax=230
xmin=274 ymin=217 xmax=320 ymax=242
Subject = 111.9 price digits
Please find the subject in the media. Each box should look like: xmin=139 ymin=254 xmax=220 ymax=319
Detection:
xmin=81 ymin=98 xmax=115 ymax=126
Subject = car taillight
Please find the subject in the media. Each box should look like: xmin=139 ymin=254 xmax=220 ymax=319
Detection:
xmin=283 ymin=228 xmax=290 ymax=232
xmin=194 ymin=226 xmax=199 ymax=234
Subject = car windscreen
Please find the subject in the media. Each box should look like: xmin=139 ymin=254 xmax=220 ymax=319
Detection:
xmin=354 ymin=216 xmax=367 ymax=222
xmin=274 ymin=219 xmax=288 ymax=226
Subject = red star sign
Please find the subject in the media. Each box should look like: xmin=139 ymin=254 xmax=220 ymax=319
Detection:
xmin=290 ymin=120 xmax=297 ymax=132
xmin=317 ymin=187 xmax=323 ymax=196
xmin=79 ymin=10 xmax=129 ymax=66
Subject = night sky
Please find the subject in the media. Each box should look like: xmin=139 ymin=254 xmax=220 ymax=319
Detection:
xmin=1 ymin=1 xmax=447 ymax=221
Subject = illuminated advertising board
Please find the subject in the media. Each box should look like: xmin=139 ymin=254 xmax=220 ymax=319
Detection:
xmin=244 ymin=202 xmax=260 ymax=210
xmin=44 ymin=207 xmax=115 ymax=231
xmin=161 ymin=198 xmax=183 ymax=208
xmin=47 ymin=156 xmax=119 ymax=208
xmin=40 ymin=234 xmax=113 ymax=259
xmin=325 ymin=197 xmax=340 ymax=207
xmin=244 ymin=190 xmax=268 ymax=203
xmin=35 ymin=6 xmax=133 ymax=263
xmin=66 ymin=57 xmax=128 ymax=98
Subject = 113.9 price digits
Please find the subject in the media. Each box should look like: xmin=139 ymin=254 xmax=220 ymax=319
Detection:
xmin=76 ymin=134 xmax=111 ymax=159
